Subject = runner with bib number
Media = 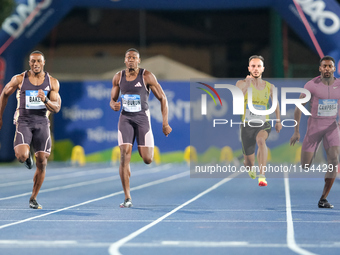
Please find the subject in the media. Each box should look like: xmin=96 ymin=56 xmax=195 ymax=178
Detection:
xmin=110 ymin=48 xmax=172 ymax=208
xmin=290 ymin=56 xmax=340 ymax=209
xmin=236 ymin=55 xmax=282 ymax=187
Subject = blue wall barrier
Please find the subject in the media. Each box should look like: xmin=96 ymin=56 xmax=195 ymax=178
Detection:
xmin=54 ymin=80 xmax=190 ymax=159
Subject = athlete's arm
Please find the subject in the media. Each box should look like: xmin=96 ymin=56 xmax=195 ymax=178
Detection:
xmin=235 ymin=79 xmax=248 ymax=95
xmin=338 ymin=99 xmax=340 ymax=125
xmin=270 ymin=84 xmax=282 ymax=133
xmin=145 ymin=71 xmax=172 ymax=136
xmin=290 ymin=93 xmax=307 ymax=146
xmin=0 ymin=74 xmax=22 ymax=129
xmin=236 ymin=75 xmax=255 ymax=95
xmin=38 ymin=76 xmax=61 ymax=113
xmin=110 ymin=72 xmax=121 ymax=111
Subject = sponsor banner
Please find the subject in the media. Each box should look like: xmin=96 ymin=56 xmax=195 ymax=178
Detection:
xmin=274 ymin=0 xmax=340 ymax=76
xmin=54 ymin=80 xmax=190 ymax=157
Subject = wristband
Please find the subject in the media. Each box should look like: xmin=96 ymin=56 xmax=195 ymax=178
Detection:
xmin=44 ymin=97 xmax=49 ymax=104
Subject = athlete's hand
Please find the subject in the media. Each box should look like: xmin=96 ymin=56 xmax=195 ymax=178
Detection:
xmin=275 ymin=122 xmax=282 ymax=133
xmin=290 ymin=132 xmax=300 ymax=146
xmin=245 ymin=75 xmax=255 ymax=84
xmin=37 ymin=89 xmax=46 ymax=102
xmin=111 ymin=100 xmax=121 ymax=111
xmin=163 ymin=124 xmax=172 ymax=137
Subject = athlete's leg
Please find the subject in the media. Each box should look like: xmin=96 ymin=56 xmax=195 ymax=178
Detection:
xmin=243 ymin=153 xmax=255 ymax=168
xmin=29 ymin=122 xmax=51 ymax=206
xmin=138 ymin=146 xmax=153 ymax=164
xmin=30 ymin=152 xmax=48 ymax=200
xmin=14 ymin=144 xmax=30 ymax=163
xmin=256 ymin=130 xmax=268 ymax=175
xmin=13 ymin=122 xmax=32 ymax=163
xmin=320 ymin=146 xmax=339 ymax=200
xmin=135 ymin=110 xmax=154 ymax=165
xmin=300 ymin=117 xmax=324 ymax=169
xmin=119 ymin=144 xmax=133 ymax=200
xmin=300 ymin=151 xmax=315 ymax=169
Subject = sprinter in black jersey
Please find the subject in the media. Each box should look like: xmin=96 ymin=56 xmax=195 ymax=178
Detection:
xmin=0 ymin=51 xmax=61 ymax=209
xmin=110 ymin=48 xmax=172 ymax=208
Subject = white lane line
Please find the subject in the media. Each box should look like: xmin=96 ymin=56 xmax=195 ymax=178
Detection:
xmin=284 ymin=172 xmax=317 ymax=255
xmin=1 ymin=240 xmax=340 ymax=249
xmin=1 ymin=219 xmax=340 ymax=224
xmin=0 ymin=164 xmax=172 ymax=201
xmin=0 ymin=163 xmax=173 ymax=188
xmin=0 ymin=240 xmax=77 ymax=247
xmin=0 ymin=167 xmax=115 ymax=187
xmin=0 ymin=165 xmax=105 ymax=180
xmin=108 ymin=172 xmax=240 ymax=255
xmin=0 ymin=171 xmax=189 ymax=230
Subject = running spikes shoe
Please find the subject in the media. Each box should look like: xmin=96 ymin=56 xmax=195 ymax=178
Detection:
xmin=24 ymin=153 xmax=34 ymax=169
xmin=29 ymin=199 xmax=42 ymax=209
xmin=318 ymin=199 xmax=334 ymax=209
xmin=120 ymin=198 xmax=133 ymax=208
xmin=258 ymin=175 xmax=267 ymax=187
xmin=248 ymin=169 xmax=256 ymax=179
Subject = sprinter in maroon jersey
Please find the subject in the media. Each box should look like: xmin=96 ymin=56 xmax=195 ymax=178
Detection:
xmin=110 ymin=48 xmax=172 ymax=208
xmin=0 ymin=51 xmax=61 ymax=209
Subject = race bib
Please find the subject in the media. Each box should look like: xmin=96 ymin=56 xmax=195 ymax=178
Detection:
xmin=121 ymin=94 xmax=141 ymax=112
xmin=25 ymin=90 xmax=48 ymax=109
xmin=318 ymin=99 xmax=338 ymax=117
xmin=245 ymin=104 xmax=266 ymax=122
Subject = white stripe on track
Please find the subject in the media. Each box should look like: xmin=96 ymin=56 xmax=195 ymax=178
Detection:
xmin=108 ymin=171 xmax=240 ymax=255
xmin=0 ymin=171 xmax=188 ymax=230
xmin=1 ymin=219 xmax=339 ymax=224
xmin=0 ymin=167 xmax=115 ymax=187
xmin=0 ymin=164 xmax=172 ymax=201
xmin=284 ymin=172 xmax=317 ymax=255
xmin=1 ymin=240 xmax=340 ymax=249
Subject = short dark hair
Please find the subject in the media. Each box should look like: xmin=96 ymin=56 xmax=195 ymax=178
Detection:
xmin=30 ymin=50 xmax=45 ymax=59
xmin=320 ymin=55 xmax=335 ymax=65
xmin=125 ymin=48 xmax=139 ymax=56
xmin=249 ymin=55 xmax=264 ymax=64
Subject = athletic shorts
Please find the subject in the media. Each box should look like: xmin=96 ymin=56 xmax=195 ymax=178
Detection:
xmin=240 ymin=121 xmax=271 ymax=155
xmin=118 ymin=110 xmax=154 ymax=147
xmin=302 ymin=118 xmax=340 ymax=152
xmin=14 ymin=121 xmax=51 ymax=155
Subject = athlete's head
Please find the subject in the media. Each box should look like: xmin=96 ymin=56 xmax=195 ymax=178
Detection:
xmin=29 ymin=50 xmax=45 ymax=75
xmin=124 ymin=48 xmax=140 ymax=72
xmin=319 ymin=56 xmax=336 ymax=79
xmin=248 ymin=55 xmax=265 ymax=79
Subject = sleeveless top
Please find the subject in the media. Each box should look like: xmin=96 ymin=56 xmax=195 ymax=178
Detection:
xmin=119 ymin=68 xmax=150 ymax=114
xmin=14 ymin=71 xmax=51 ymax=124
xmin=304 ymin=76 xmax=340 ymax=119
xmin=242 ymin=81 xmax=271 ymax=122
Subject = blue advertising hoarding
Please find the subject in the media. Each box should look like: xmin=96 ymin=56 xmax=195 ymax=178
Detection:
xmin=55 ymin=78 xmax=312 ymax=163
xmin=54 ymin=80 xmax=190 ymax=161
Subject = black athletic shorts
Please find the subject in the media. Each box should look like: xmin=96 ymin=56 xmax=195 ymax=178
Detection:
xmin=118 ymin=110 xmax=154 ymax=147
xmin=14 ymin=121 xmax=51 ymax=155
xmin=240 ymin=121 xmax=271 ymax=156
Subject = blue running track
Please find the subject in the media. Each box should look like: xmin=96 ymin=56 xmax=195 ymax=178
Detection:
xmin=0 ymin=162 xmax=339 ymax=255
